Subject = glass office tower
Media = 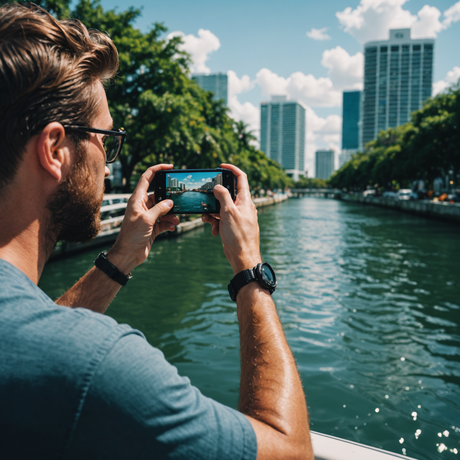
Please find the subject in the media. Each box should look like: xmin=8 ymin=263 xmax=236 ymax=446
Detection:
xmin=315 ymin=150 xmax=335 ymax=180
xmin=260 ymin=96 xmax=306 ymax=181
xmin=342 ymin=91 xmax=361 ymax=150
xmin=360 ymin=29 xmax=434 ymax=149
xmin=192 ymin=73 xmax=228 ymax=106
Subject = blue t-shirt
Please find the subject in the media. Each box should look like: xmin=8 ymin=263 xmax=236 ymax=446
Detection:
xmin=0 ymin=259 xmax=257 ymax=460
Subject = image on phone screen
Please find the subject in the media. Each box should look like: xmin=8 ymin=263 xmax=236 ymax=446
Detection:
xmin=165 ymin=171 xmax=222 ymax=213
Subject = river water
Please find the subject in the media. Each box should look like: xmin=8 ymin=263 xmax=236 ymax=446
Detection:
xmin=39 ymin=198 xmax=460 ymax=459
xmin=170 ymin=190 xmax=217 ymax=213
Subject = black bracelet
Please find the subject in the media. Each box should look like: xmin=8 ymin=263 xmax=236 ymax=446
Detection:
xmin=94 ymin=252 xmax=132 ymax=286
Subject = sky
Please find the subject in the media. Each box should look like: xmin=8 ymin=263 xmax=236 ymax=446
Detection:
xmin=168 ymin=172 xmax=217 ymax=189
xmin=99 ymin=0 xmax=460 ymax=176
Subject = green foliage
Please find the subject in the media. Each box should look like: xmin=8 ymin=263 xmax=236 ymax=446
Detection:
xmin=9 ymin=0 xmax=290 ymax=191
xmin=331 ymin=85 xmax=460 ymax=190
xmin=0 ymin=0 xmax=71 ymax=17
xmin=293 ymin=177 xmax=328 ymax=189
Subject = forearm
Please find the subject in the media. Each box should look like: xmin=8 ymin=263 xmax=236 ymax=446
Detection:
xmin=237 ymin=283 xmax=313 ymax=458
xmin=55 ymin=265 xmax=121 ymax=313
xmin=55 ymin=247 xmax=131 ymax=313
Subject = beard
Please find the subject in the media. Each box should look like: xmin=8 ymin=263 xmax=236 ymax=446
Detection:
xmin=46 ymin=143 xmax=104 ymax=246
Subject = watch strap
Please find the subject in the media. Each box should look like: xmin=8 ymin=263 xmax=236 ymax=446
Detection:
xmin=228 ymin=263 xmax=277 ymax=302
xmin=228 ymin=267 xmax=256 ymax=301
xmin=94 ymin=252 xmax=132 ymax=286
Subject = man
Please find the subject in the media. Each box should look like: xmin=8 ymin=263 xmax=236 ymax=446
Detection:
xmin=0 ymin=3 xmax=313 ymax=459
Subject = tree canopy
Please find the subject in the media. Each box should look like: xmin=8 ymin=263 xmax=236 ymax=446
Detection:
xmin=3 ymin=0 xmax=292 ymax=191
xmin=330 ymin=84 xmax=460 ymax=190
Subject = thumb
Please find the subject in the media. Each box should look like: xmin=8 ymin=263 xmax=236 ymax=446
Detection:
xmin=147 ymin=199 xmax=174 ymax=221
xmin=213 ymin=185 xmax=234 ymax=212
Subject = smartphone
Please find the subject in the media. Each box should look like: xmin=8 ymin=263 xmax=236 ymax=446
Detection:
xmin=154 ymin=168 xmax=236 ymax=214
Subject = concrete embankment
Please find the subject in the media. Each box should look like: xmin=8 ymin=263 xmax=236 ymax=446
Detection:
xmin=341 ymin=193 xmax=460 ymax=224
xmin=50 ymin=194 xmax=288 ymax=260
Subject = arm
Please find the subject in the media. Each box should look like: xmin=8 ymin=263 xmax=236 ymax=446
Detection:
xmin=56 ymin=164 xmax=179 ymax=313
xmin=203 ymin=164 xmax=313 ymax=459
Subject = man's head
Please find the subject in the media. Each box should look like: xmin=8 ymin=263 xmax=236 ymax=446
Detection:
xmin=0 ymin=3 xmax=119 ymax=242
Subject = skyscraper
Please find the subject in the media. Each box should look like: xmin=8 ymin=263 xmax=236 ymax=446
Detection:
xmin=260 ymin=96 xmax=306 ymax=181
xmin=360 ymin=29 xmax=434 ymax=149
xmin=340 ymin=90 xmax=361 ymax=168
xmin=315 ymin=150 xmax=335 ymax=180
xmin=342 ymin=91 xmax=361 ymax=150
xmin=192 ymin=73 xmax=228 ymax=106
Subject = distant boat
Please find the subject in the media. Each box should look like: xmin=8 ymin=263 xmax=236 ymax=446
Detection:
xmin=201 ymin=201 xmax=211 ymax=211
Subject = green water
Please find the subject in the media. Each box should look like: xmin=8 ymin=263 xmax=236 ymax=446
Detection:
xmin=40 ymin=198 xmax=460 ymax=459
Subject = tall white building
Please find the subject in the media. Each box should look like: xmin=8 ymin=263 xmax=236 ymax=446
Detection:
xmin=360 ymin=29 xmax=434 ymax=149
xmin=192 ymin=73 xmax=228 ymax=106
xmin=260 ymin=96 xmax=306 ymax=181
xmin=315 ymin=150 xmax=335 ymax=180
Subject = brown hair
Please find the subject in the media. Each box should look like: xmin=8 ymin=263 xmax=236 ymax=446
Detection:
xmin=0 ymin=2 xmax=119 ymax=189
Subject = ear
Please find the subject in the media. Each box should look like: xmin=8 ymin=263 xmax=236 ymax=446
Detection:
xmin=36 ymin=123 xmax=73 ymax=182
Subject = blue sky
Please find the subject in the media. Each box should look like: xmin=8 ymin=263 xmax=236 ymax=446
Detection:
xmin=168 ymin=171 xmax=217 ymax=189
xmin=99 ymin=0 xmax=460 ymax=176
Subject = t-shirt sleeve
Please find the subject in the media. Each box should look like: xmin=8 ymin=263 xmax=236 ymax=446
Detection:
xmin=65 ymin=331 xmax=258 ymax=460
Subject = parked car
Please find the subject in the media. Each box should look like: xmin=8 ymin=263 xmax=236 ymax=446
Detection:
xmin=397 ymin=189 xmax=415 ymax=201
xmin=382 ymin=191 xmax=397 ymax=199
xmin=363 ymin=189 xmax=376 ymax=197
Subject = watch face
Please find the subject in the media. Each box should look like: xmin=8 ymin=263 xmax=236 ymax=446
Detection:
xmin=260 ymin=263 xmax=276 ymax=288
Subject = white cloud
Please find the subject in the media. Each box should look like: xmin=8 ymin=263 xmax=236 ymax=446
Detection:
xmin=226 ymin=71 xmax=259 ymax=140
xmin=323 ymin=134 xmax=341 ymax=144
xmin=412 ymin=5 xmax=443 ymax=39
xmin=228 ymin=96 xmax=260 ymax=140
xmin=167 ymin=29 xmax=220 ymax=74
xmin=304 ymin=107 xmax=343 ymax=177
xmin=321 ymin=46 xmax=363 ymax=90
xmin=227 ymin=70 xmax=254 ymax=98
xmin=255 ymin=68 xmax=341 ymax=107
xmin=307 ymin=27 xmax=331 ymax=41
xmin=433 ymin=66 xmax=460 ymax=95
xmin=335 ymin=0 xmax=460 ymax=43
xmin=443 ymin=1 xmax=460 ymax=27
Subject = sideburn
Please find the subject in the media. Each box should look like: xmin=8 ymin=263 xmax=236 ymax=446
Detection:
xmin=46 ymin=141 xmax=104 ymax=248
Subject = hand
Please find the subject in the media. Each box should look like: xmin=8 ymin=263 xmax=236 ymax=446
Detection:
xmin=107 ymin=164 xmax=179 ymax=274
xmin=202 ymin=164 xmax=262 ymax=275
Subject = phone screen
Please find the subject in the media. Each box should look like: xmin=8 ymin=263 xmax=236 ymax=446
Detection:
xmin=165 ymin=170 xmax=223 ymax=214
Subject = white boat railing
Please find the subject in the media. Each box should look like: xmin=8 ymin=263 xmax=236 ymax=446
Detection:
xmin=311 ymin=431 xmax=417 ymax=460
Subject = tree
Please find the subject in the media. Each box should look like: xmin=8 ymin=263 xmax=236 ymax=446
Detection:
xmin=330 ymin=84 xmax=460 ymax=190
xmin=4 ymin=0 xmax=291 ymax=191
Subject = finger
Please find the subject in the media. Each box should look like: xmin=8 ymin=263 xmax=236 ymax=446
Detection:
xmin=158 ymin=214 xmax=180 ymax=225
xmin=147 ymin=199 xmax=174 ymax=222
xmin=220 ymin=163 xmax=250 ymax=199
xmin=202 ymin=214 xmax=214 ymax=224
xmin=212 ymin=219 xmax=220 ymax=237
xmin=132 ymin=164 xmax=173 ymax=202
xmin=213 ymin=184 xmax=235 ymax=212
xmin=156 ymin=221 xmax=176 ymax=235
xmin=146 ymin=192 xmax=155 ymax=209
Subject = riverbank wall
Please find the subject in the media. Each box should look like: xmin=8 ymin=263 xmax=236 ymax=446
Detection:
xmin=340 ymin=193 xmax=460 ymax=224
xmin=50 ymin=194 xmax=288 ymax=260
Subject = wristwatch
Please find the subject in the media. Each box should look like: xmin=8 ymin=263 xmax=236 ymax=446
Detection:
xmin=94 ymin=252 xmax=132 ymax=286
xmin=228 ymin=262 xmax=277 ymax=302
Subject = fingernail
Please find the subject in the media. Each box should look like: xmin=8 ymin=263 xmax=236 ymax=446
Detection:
xmin=166 ymin=199 xmax=173 ymax=207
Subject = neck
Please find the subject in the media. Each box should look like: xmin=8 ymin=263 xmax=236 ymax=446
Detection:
xmin=0 ymin=193 xmax=56 ymax=285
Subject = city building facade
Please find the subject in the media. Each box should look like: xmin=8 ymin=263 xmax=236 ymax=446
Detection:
xmin=342 ymin=90 xmax=361 ymax=150
xmin=260 ymin=96 xmax=306 ymax=181
xmin=315 ymin=150 xmax=335 ymax=180
xmin=192 ymin=73 xmax=228 ymax=106
xmin=341 ymin=90 xmax=361 ymax=168
xmin=360 ymin=29 xmax=434 ymax=149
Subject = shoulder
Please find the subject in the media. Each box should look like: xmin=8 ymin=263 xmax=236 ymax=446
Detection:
xmin=68 ymin=332 xmax=257 ymax=460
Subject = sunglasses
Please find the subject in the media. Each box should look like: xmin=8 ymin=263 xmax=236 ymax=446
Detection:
xmin=62 ymin=125 xmax=126 ymax=163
